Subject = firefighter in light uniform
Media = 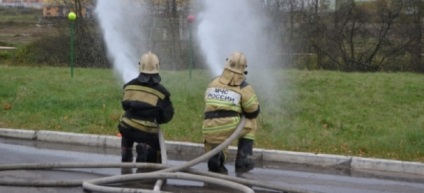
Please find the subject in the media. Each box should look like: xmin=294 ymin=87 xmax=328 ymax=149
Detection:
xmin=118 ymin=51 xmax=174 ymax=172
xmin=203 ymin=51 xmax=260 ymax=174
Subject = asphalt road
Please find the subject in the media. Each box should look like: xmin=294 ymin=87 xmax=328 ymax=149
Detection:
xmin=1 ymin=137 xmax=423 ymax=193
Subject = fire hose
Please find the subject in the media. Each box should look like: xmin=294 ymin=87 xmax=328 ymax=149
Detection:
xmin=0 ymin=116 xmax=317 ymax=193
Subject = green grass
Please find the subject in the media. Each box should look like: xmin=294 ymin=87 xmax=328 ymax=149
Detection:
xmin=1 ymin=66 xmax=423 ymax=162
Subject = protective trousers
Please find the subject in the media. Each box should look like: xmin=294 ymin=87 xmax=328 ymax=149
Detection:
xmin=135 ymin=143 xmax=161 ymax=173
xmin=121 ymin=147 xmax=133 ymax=162
xmin=121 ymin=135 xmax=134 ymax=162
xmin=135 ymin=143 xmax=161 ymax=163
xmin=121 ymin=137 xmax=134 ymax=175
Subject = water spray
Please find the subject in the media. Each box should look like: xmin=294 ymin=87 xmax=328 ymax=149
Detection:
xmin=196 ymin=0 xmax=282 ymax=76
xmin=94 ymin=1 xmax=149 ymax=83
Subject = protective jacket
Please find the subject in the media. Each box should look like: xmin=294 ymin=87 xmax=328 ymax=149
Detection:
xmin=202 ymin=76 xmax=260 ymax=144
xmin=119 ymin=73 xmax=174 ymax=134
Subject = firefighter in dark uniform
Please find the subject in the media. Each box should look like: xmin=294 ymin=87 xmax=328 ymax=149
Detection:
xmin=118 ymin=51 xmax=174 ymax=171
xmin=203 ymin=51 xmax=260 ymax=174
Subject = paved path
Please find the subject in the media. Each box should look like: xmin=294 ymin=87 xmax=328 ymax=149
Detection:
xmin=1 ymin=129 xmax=424 ymax=193
xmin=0 ymin=128 xmax=423 ymax=176
xmin=0 ymin=46 xmax=16 ymax=50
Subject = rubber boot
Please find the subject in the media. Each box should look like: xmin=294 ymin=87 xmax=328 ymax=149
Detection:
xmin=135 ymin=143 xmax=160 ymax=174
xmin=135 ymin=143 xmax=160 ymax=163
xmin=235 ymin=138 xmax=255 ymax=173
xmin=208 ymin=151 xmax=228 ymax=175
xmin=121 ymin=147 xmax=133 ymax=175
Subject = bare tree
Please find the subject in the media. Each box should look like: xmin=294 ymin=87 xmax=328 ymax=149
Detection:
xmin=407 ymin=0 xmax=424 ymax=72
xmin=308 ymin=0 xmax=404 ymax=71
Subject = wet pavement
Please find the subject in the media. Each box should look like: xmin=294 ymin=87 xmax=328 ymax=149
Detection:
xmin=1 ymin=137 xmax=424 ymax=193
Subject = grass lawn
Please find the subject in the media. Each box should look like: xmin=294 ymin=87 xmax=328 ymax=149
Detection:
xmin=1 ymin=66 xmax=423 ymax=162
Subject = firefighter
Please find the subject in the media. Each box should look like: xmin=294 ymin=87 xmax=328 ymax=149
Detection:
xmin=118 ymin=51 xmax=174 ymax=173
xmin=202 ymin=51 xmax=260 ymax=174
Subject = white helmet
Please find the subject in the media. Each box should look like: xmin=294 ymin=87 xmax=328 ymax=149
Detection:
xmin=139 ymin=51 xmax=159 ymax=74
xmin=224 ymin=51 xmax=247 ymax=75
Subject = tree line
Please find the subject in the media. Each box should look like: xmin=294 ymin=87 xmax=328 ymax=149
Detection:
xmin=22 ymin=0 xmax=424 ymax=73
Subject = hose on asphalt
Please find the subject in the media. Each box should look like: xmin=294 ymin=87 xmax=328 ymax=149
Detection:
xmin=82 ymin=116 xmax=254 ymax=193
xmin=0 ymin=116 xmax=317 ymax=193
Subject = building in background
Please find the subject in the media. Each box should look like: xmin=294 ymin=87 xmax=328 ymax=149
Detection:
xmin=42 ymin=0 xmax=93 ymax=18
xmin=1 ymin=0 xmax=43 ymax=8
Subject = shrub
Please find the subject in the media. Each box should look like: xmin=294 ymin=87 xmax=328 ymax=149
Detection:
xmin=13 ymin=35 xmax=69 ymax=66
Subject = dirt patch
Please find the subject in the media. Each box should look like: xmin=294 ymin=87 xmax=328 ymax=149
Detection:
xmin=0 ymin=6 xmax=51 ymax=46
xmin=0 ymin=23 xmax=52 ymax=45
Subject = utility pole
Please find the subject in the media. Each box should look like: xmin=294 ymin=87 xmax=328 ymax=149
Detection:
xmin=68 ymin=11 xmax=77 ymax=78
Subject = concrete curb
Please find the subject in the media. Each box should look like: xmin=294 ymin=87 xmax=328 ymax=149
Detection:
xmin=0 ymin=128 xmax=423 ymax=176
xmin=351 ymin=157 xmax=424 ymax=175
